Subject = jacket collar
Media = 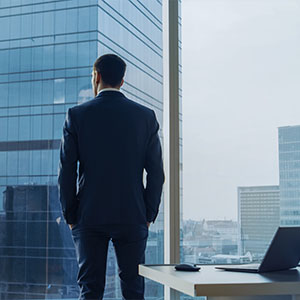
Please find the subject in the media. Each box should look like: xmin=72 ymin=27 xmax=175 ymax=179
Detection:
xmin=97 ymin=88 xmax=122 ymax=95
xmin=95 ymin=89 xmax=125 ymax=100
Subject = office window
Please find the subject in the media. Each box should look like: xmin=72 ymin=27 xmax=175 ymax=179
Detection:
xmin=181 ymin=4 xmax=300 ymax=300
xmin=0 ymin=1 xmax=164 ymax=299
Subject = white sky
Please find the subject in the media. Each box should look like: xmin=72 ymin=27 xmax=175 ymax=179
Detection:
xmin=182 ymin=0 xmax=300 ymax=221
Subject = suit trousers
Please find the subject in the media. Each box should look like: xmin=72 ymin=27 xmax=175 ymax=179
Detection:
xmin=71 ymin=224 xmax=148 ymax=300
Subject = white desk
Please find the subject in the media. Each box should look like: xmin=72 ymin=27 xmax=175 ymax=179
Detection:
xmin=139 ymin=264 xmax=300 ymax=300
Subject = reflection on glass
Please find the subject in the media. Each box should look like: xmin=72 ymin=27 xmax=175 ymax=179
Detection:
xmin=54 ymin=79 xmax=65 ymax=104
xmin=78 ymin=88 xmax=93 ymax=105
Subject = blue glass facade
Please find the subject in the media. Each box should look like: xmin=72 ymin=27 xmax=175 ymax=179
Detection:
xmin=279 ymin=125 xmax=300 ymax=226
xmin=0 ymin=0 xmax=164 ymax=299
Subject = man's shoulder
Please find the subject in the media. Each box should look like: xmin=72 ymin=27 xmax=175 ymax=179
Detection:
xmin=123 ymin=96 xmax=154 ymax=116
xmin=67 ymin=97 xmax=100 ymax=118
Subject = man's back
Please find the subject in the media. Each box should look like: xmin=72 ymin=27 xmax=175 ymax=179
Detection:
xmin=58 ymin=90 xmax=165 ymax=227
xmin=58 ymin=54 xmax=164 ymax=300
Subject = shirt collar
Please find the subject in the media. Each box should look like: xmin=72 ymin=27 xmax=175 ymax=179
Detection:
xmin=97 ymin=88 xmax=121 ymax=96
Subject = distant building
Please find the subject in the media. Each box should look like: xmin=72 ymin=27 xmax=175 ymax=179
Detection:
xmin=278 ymin=126 xmax=300 ymax=226
xmin=204 ymin=220 xmax=238 ymax=255
xmin=211 ymin=252 xmax=252 ymax=264
xmin=182 ymin=219 xmax=238 ymax=265
xmin=238 ymin=185 xmax=280 ymax=258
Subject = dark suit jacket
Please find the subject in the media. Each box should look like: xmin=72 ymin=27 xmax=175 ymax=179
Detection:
xmin=58 ymin=90 xmax=165 ymax=226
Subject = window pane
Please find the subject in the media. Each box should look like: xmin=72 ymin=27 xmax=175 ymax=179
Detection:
xmin=182 ymin=0 xmax=300 ymax=275
xmin=0 ymin=1 xmax=164 ymax=299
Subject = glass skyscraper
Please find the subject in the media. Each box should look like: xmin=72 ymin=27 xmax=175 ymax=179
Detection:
xmin=0 ymin=0 xmax=166 ymax=299
xmin=279 ymin=125 xmax=300 ymax=226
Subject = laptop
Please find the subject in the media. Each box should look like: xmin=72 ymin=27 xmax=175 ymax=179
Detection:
xmin=215 ymin=226 xmax=300 ymax=273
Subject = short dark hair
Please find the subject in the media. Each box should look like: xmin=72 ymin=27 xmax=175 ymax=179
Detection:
xmin=93 ymin=54 xmax=126 ymax=87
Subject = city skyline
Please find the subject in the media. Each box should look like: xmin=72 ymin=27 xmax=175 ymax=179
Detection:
xmin=182 ymin=123 xmax=297 ymax=222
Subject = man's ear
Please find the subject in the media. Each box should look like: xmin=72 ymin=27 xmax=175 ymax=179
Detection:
xmin=96 ymin=71 xmax=101 ymax=84
xmin=120 ymin=78 xmax=124 ymax=87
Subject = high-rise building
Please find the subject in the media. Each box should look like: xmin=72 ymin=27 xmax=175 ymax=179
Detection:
xmin=238 ymin=185 xmax=280 ymax=258
xmin=0 ymin=1 xmax=181 ymax=299
xmin=278 ymin=125 xmax=300 ymax=226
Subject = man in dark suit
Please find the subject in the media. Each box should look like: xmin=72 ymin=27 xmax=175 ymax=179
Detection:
xmin=58 ymin=54 xmax=165 ymax=300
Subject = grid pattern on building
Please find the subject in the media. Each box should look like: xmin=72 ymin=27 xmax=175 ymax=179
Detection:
xmin=238 ymin=185 xmax=280 ymax=259
xmin=279 ymin=126 xmax=300 ymax=226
